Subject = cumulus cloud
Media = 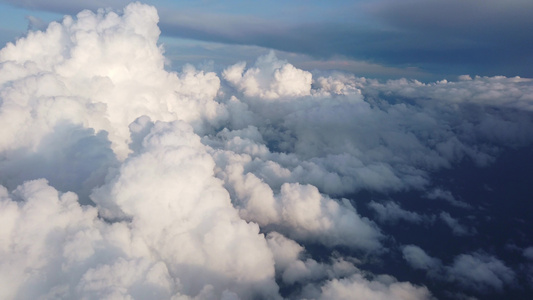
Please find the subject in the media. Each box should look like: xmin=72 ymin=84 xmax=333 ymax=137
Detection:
xmin=446 ymin=252 xmax=516 ymax=292
xmin=402 ymin=245 xmax=516 ymax=294
xmin=524 ymin=247 xmax=533 ymax=260
xmin=92 ymin=119 xmax=280 ymax=298
xmin=223 ymin=51 xmax=312 ymax=99
xmin=210 ymin=149 xmax=383 ymax=250
xmin=0 ymin=120 xmax=281 ymax=299
xmin=0 ymin=4 xmax=277 ymax=299
xmin=439 ymin=212 xmax=476 ymax=236
xmin=266 ymin=232 xmax=358 ymax=285
xmin=425 ymin=188 xmax=471 ymax=209
xmin=1 ymin=2 xmax=533 ymax=299
xmin=218 ymin=66 xmax=533 ymax=200
xmin=0 ymin=2 xmax=225 ymax=159
xmin=402 ymin=245 xmax=442 ymax=272
xmin=301 ymin=273 xmax=433 ymax=300
xmin=368 ymin=201 xmax=431 ymax=224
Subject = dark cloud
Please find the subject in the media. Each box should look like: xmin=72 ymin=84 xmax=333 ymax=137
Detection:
xmin=367 ymin=0 xmax=533 ymax=75
xmin=3 ymin=0 xmax=533 ymax=77
xmin=1 ymin=0 xmax=130 ymax=14
xmin=161 ymin=0 xmax=533 ymax=77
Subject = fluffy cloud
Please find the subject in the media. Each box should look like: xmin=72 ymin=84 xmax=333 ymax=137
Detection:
xmin=218 ymin=64 xmax=533 ymax=199
xmin=0 ymin=4 xmax=278 ymax=299
xmin=223 ymin=51 xmax=312 ymax=100
xmin=302 ymin=273 xmax=433 ymax=300
xmin=92 ymin=119 xmax=280 ymax=298
xmin=210 ymin=146 xmax=383 ymax=250
xmin=446 ymin=252 xmax=516 ymax=292
xmin=0 ymin=120 xmax=281 ymax=299
xmin=0 ymin=2 xmax=225 ymax=159
xmin=402 ymin=245 xmax=516 ymax=293
xmin=368 ymin=201 xmax=431 ymax=224
xmin=1 ymin=2 xmax=533 ymax=299
xmin=402 ymin=245 xmax=442 ymax=272
xmin=266 ymin=232 xmax=358 ymax=285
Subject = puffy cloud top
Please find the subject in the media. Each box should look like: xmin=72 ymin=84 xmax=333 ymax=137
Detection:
xmin=1 ymin=2 xmax=533 ymax=300
xmin=223 ymin=51 xmax=312 ymax=99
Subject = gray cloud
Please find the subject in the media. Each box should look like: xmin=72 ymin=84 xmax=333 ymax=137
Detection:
xmin=368 ymin=201 xmax=432 ymax=224
xmin=402 ymin=245 xmax=516 ymax=293
xmin=439 ymin=212 xmax=476 ymax=237
xmin=3 ymin=0 xmax=533 ymax=77
xmin=1 ymin=0 xmax=130 ymax=14
xmin=402 ymin=245 xmax=442 ymax=272
xmin=446 ymin=252 xmax=516 ymax=292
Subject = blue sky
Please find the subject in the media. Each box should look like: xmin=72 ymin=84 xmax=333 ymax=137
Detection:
xmin=2 ymin=0 xmax=532 ymax=79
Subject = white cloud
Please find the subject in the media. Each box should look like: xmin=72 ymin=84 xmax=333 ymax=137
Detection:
xmin=91 ymin=119 xmax=280 ymax=298
xmin=1 ymin=2 xmax=533 ymax=299
xmin=278 ymin=183 xmax=383 ymax=250
xmin=223 ymin=51 xmax=312 ymax=100
xmin=0 ymin=4 xmax=279 ymax=299
xmin=266 ymin=232 xmax=358 ymax=285
xmin=302 ymin=273 xmax=433 ymax=300
xmin=0 ymin=2 xmax=226 ymax=159
xmin=0 ymin=119 xmax=282 ymax=299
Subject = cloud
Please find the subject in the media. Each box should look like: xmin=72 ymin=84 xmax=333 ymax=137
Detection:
xmin=0 ymin=4 xmax=277 ymax=299
xmin=1 ymin=2 xmax=533 ymax=299
xmin=302 ymin=273 xmax=433 ymax=300
xmin=266 ymin=232 xmax=358 ymax=285
xmin=0 ymin=122 xmax=118 ymax=204
xmin=402 ymin=245 xmax=442 ymax=271
xmin=1 ymin=0 xmax=131 ymax=14
xmin=425 ymin=188 xmax=471 ymax=209
xmin=524 ymin=247 xmax=533 ymax=260
xmin=439 ymin=212 xmax=476 ymax=236
xmin=368 ymin=201 xmax=431 ymax=224
xmin=91 ymin=119 xmax=280 ymax=298
xmin=446 ymin=252 xmax=516 ymax=292
xmin=0 ymin=2 xmax=226 ymax=159
xmin=210 ymin=147 xmax=384 ymax=250
xmin=0 ymin=120 xmax=281 ymax=299
xmin=4 ymin=0 xmax=533 ymax=77
xmin=402 ymin=245 xmax=516 ymax=293
xmin=223 ymin=51 xmax=312 ymax=99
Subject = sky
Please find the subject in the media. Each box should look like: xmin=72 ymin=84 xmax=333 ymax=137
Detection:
xmin=1 ymin=0 xmax=533 ymax=80
xmin=0 ymin=1 xmax=532 ymax=300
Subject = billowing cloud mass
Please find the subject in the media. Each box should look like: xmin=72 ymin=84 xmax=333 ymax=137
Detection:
xmin=1 ymin=3 xmax=533 ymax=300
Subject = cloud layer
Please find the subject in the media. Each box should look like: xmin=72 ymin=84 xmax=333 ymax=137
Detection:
xmin=1 ymin=3 xmax=532 ymax=299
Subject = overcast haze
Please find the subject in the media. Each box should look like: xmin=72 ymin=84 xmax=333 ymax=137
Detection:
xmin=0 ymin=1 xmax=532 ymax=300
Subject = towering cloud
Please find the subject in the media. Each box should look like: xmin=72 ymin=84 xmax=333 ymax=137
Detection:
xmin=1 ymin=2 xmax=532 ymax=299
